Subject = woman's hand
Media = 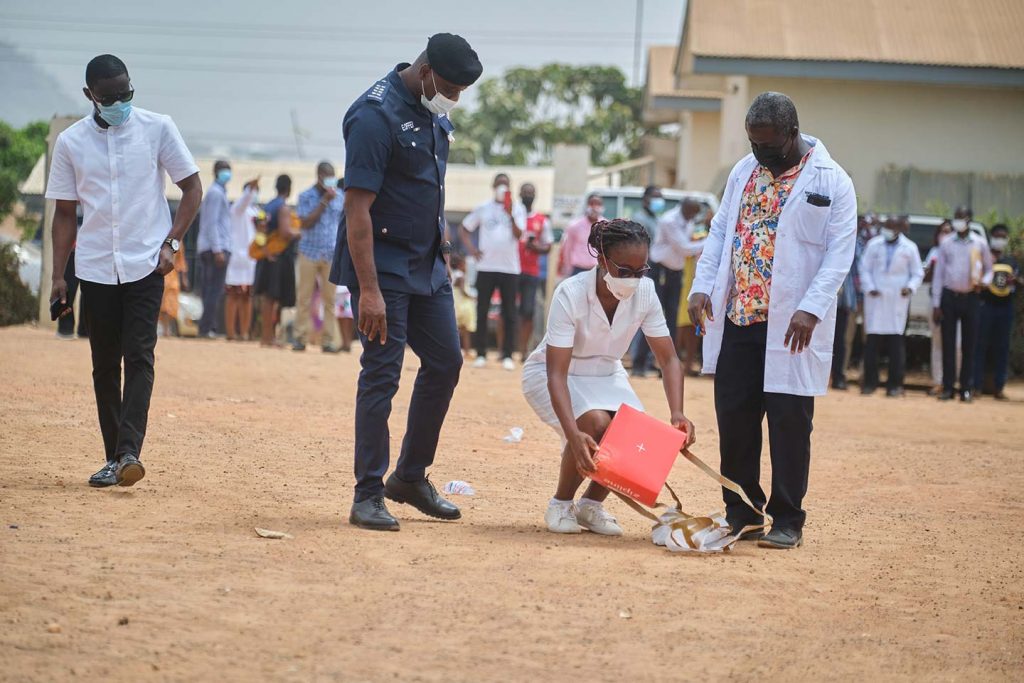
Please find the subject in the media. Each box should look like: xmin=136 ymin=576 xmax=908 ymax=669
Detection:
xmin=671 ymin=412 xmax=696 ymax=448
xmin=568 ymin=430 xmax=599 ymax=476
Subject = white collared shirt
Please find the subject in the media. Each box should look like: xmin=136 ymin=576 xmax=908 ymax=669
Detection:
xmin=45 ymin=108 xmax=199 ymax=285
xmin=650 ymin=207 xmax=705 ymax=271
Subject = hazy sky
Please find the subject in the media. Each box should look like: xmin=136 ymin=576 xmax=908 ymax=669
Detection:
xmin=0 ymin=0 xmax=685 ymax=161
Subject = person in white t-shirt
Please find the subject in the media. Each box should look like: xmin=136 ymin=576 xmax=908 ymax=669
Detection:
xmin=46 ymin=54 xmax=202 ymax=489
xmin=522 ymin=218 xmax=696 ymax=536
xmin=225 ymin=179 xmax=261 ymax=341
xmin=459 ymin=173 xmax=527 ymax=371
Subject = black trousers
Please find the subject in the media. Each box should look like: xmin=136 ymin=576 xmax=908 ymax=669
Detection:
xmin=830 ymin=305 xmax=849 ymax=385
xmin=350 ymin=285 xmax=462 ymax=502
xmin=632 ymin=263 xmax=683 ymax=372
xmin=80 ymin=271 xmax=164 ymax=463
xmin=940 ymin=289 xmax=980 ymax=393
xmin=714 ymin=320 xmax=815 ymax=531
xmin=473 ymin=270 xmax=518 ymax=359
xmin=863 ymin=333 xmax=906 ymax=390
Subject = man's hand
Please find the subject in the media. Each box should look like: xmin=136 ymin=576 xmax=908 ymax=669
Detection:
xmin=323 ymin=187 xmax=338 ymax=203
xmin=244 ymin=178 xmax=260 ymax=192
xmin=469 ymin=247 xmax=484 ymax=260
xmin=932 ymin=307 xmax=943 ymax=324
xmin=868 ymin=290 xmax=880 ymax=297
xmin=568 ymin=429 xmax=599 ymax=477
xmin=671 ymin=412 xmax=696 ymax=448
xmin=50 ymin=278 xmax=68 ymax=311
xmin=156 ymin=245 xmax=175 ymax=275
xmin=358 ymin=287 xmax=388 ymax=344
xmin=784 ymin=310 xmax=819 ymax=354
xmin=688 ymin=293 xmax=713 ymax=335
xmin=214 ymin=251 xmax=227 ymax=268
xmin=900 ymin=287 xmax=912 ymax=296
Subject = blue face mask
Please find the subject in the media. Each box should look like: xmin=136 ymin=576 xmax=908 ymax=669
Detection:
xmin=649 ymin=197 xmax=666 ymax=214
xmin=216 ymin=169 xmax=232 ymax=185
xmin=322 ymin=176 xmax=338 ymax=190
xmin=96 ymin=100 xmax=132 ymax=127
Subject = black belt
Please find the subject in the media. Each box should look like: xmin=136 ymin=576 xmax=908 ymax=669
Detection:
xmin=942 ymin=288 xmax=977 ymax=298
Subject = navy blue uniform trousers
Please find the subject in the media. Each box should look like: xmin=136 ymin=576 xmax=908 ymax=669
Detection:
xmin=350 ymin=284 xmax=463 ymax=502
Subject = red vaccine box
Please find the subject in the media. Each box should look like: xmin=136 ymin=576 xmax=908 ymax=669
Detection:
xmin=592 ymin=404 xmax=686 ymax=507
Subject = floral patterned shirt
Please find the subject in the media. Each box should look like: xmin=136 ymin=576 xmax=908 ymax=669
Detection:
xmin=726 ymin=149 xmax=813 ymax=326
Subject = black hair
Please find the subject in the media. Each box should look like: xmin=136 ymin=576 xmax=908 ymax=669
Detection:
xmin=85 ymin=54 xmax=128 ymax=88
xmin=746 ymin=91 xmax=799 ymax=133
xmin=213 ymin=159 xmax=230 ymax=173
xmin=991 ymin=223 xmax=1009 ymax=235
xmin=275 ymin=174 xmax=292 ymax=195
xmin=317 ymin=161 xmax=334 ymax=175
xmin=642 ymin=185 xmax=660 ymax=199
xmin=587 ymin=219 xmax=651 ymax=259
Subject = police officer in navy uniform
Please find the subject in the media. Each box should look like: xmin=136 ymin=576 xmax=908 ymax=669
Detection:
xmin=332 ymin=34 xmax=483 ymax=531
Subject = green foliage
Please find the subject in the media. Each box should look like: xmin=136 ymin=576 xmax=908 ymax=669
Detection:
xmin=0 ymin=242 xmax=38 ymax=326
xmin=450 ymin=64 xmax=650 ymax=167
xmin=0 ymin=120 xmax=48 ymax=222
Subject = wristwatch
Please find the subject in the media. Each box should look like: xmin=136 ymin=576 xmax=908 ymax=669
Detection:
xmin=164 ymin=238 xmax=180 ymax=253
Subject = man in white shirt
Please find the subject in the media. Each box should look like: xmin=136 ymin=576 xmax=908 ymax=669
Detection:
xmin=459 ymin=173 xmax=526 ymax=370
xmin=859 ymin=216 xmax=924 ymax=396
xmin=632 ymin=198 xmax=703 ymax=375
xmin=932 ymin=205 xmax=994 ymax=402
xmin=46 ymin=54 xmax=202 ymax=488
xmin=197 ymin=159 xmax=232 ymax=337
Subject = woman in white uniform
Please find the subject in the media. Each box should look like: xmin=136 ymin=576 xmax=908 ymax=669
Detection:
xmin=522 ymin=219 xmax=696 ymax=536
xmin=225 ymin=180 xmax=259 ymax=341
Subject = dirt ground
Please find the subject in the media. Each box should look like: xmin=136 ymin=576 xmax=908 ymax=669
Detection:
xmin=1 ymin=325 xmax=1022 ymax=682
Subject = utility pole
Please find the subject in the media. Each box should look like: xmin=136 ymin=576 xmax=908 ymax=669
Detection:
xmin=290 ymin=108 xmax=305 ymax=160
xmin=633 ymin=0 xmax=644 ymax=87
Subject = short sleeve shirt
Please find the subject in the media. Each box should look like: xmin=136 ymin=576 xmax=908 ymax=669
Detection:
xmin=462 ymin=200 xmax=527 ymax=275
xmin=519 ymin=212 xmax=554 ymax=277
xmin=297 ymin=185 xmax=344 ymax=262
xmin=331 ymin=64 xmax=454 ymax=295
xmin=524 ymin=268 xmax=669 ymax=377
xmin=45 ymin=108 xmax=198 ymax=284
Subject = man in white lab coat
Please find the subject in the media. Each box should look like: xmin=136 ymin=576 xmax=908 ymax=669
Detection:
xmin=688 ymin=92 xmax=857 ymax=550
xmin=859 ymin=216 xmax=924 ymax=396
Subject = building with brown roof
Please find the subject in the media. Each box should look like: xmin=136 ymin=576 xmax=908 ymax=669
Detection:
xmin=644 ymin=0 xmax=1024 ymax=214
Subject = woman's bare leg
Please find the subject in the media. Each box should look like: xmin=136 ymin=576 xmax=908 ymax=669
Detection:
xmin=238 ymin=291 xmax=253 ymax=341
xmin=553 ymin=409 xmax=613 ymax=501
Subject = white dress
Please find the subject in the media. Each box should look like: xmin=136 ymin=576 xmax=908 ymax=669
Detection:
xmin=521 ymin=268 xmax=670 ymax=437
xmin=225 ymin=188 xmax=258 ymax=287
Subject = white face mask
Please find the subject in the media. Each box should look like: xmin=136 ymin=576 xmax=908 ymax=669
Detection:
xmin=603 ymin=271 xmax=641 ymax=301
xmin=990 ymin=237 xmax=1008 ymax=251
xmin=494 ymin=184 xmax=509 ymax=202
xmin=881 ymin=227 xmax=897 ymax=241
xmin=421 ymin=71 xmax=457 ymax=116
xmin=952 ymin=218 xmax=969 ymax=233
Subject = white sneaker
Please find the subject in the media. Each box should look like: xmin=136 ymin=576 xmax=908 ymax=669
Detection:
xmin=502 ymin=357 xmax=516 ymax=371
xmin=545 ymin=501 xmax=581 ymax=534
xmin=472 ymin=356 xmax=487 ymax=369
xmin=576 ymin=502 xmax=623 ymax=536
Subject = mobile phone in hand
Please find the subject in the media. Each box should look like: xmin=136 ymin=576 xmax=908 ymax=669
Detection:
xmin=50 ymin=297 xmax=72 ymax=321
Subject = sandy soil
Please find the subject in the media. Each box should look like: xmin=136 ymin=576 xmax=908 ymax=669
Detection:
xmin=1 ymin=325 xmax=1021 ymax=682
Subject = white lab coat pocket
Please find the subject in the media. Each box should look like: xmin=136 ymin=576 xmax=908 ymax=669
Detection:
xmin=788 ymin=202 xmax=830 ymax=246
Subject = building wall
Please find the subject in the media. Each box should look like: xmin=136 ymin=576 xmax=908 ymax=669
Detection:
xmin=746 ymin=77 xmax=1024 ymax=209
xmin=689 ymin=110 xmax=722 ymax=192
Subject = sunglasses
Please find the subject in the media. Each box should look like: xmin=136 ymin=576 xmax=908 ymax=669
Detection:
xmin=605 ymin=256 xmax=650 ymax=279
xmin=90 ymin=87 xmax=135 ymax=107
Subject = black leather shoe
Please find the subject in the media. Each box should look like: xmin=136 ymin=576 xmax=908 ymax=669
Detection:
xmin=321 ymin=346 xmax=341 ymax=354
xmin=116 ymin=455 xmax=146 ymax=487
xmin=728 ymin=519 xmax=765 ymax=541
xmin=384 ymin=474 xmax=461 ymax=520
xmin=994 ymin=391 xmax=1009 ymax=401
xmin=860 ymin=386 xmax=876 ymax=396
xmin=758 ymin=527 xmax=803 ymax=549
xmin=938 ymin=389 xmax=955 ymax=401
xmin=88 ymin=461 xmax=119 ymax=488
xmin=886 ymin=387 xmax=904 ymax=398
xmin=960 ymin=391 xmax=973 ymax=403
xmin=349 ymin=496 xmax=400 ymax=531
xmin=832 ymin=379 xmax=848 ymax=391
xmin=292 ymin=342 xmax=306 ymax=352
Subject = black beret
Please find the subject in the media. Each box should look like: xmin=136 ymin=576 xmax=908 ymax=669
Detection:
xmin=426 ymin=33 xmax=482 ymax=87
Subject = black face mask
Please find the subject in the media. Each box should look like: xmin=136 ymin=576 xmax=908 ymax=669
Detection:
xmin=752 ymin=133 xmax=795 ymax=169
xmin=521 ymin=197 xmax=535 ymax=212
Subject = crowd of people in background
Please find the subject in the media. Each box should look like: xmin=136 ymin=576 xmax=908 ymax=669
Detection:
xmin=148 ymin=164 xmax=1019 ymax=404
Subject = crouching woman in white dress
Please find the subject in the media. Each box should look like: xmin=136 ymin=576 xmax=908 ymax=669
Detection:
xmin=522 ymin=219 xmax=696 ymax=536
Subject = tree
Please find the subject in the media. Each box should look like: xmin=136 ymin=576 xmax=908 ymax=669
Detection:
xmin=0 ymin=120 xmax=48 ymax=222
xmin=449 ymin=64 xmax=650 ymax=167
